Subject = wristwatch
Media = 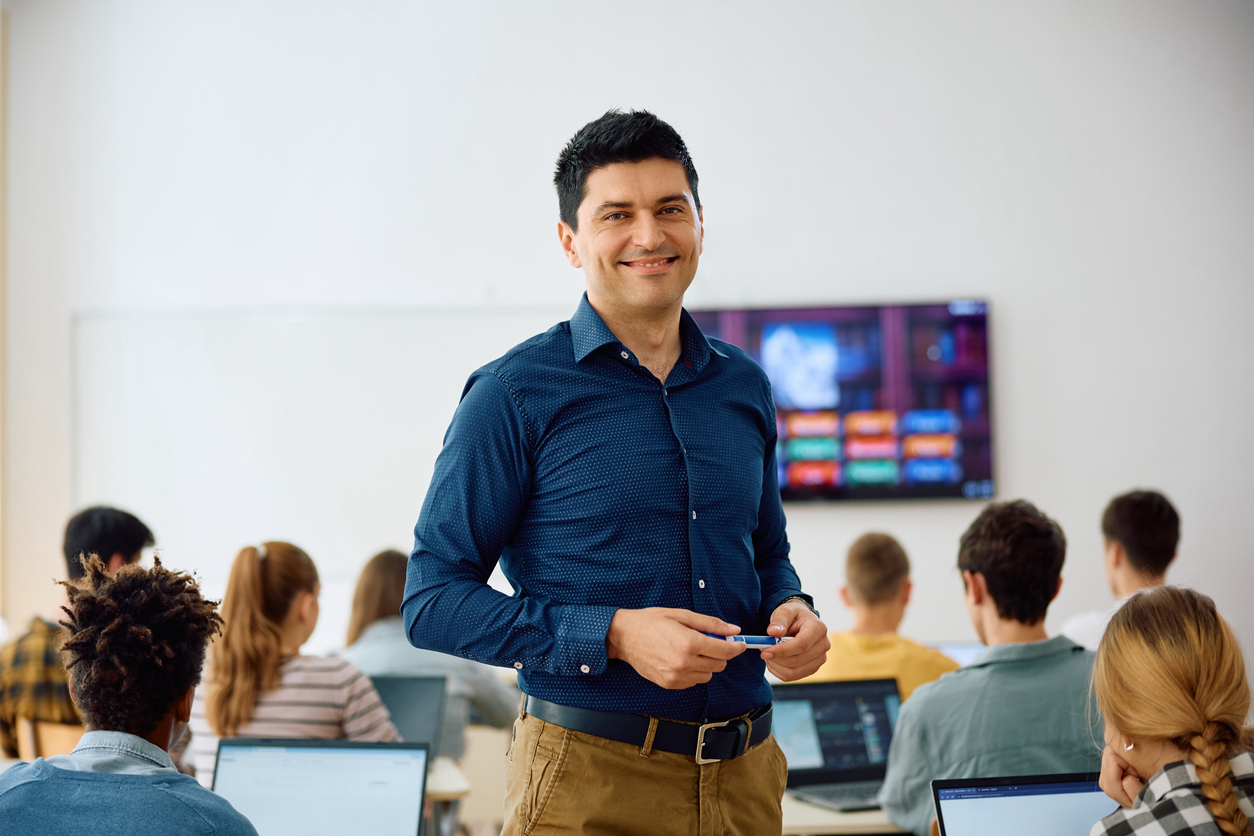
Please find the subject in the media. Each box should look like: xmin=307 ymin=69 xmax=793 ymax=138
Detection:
xmin=781 ymin=595 xmax=820 ymax=618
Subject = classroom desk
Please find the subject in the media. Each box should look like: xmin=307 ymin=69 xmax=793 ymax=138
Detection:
xmin=782 ymin=794 xmax=908 ymax=835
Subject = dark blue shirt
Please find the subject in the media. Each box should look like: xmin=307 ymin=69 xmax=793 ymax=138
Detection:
xmin=403 ymin=294 xmax=810 ymax=722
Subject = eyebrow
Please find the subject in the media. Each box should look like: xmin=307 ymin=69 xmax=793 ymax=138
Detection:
xmin=591 ymin=195 xmax=691 ymax=216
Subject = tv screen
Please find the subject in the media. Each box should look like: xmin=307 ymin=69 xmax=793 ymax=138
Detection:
xmin=690 ymin=300 xmax=994 ymax=501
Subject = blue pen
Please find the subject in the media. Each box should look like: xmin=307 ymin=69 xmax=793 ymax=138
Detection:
xmin=704 ymin=634 xmax=792 ymax=649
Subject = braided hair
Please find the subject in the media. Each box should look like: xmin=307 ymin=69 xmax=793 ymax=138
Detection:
xmin=59 ymin=554 xmax=222 ymax=737
xmin=1094 ymin=586 xmax=1252 ymax=835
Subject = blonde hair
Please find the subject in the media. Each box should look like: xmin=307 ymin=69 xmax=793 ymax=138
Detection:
xmin=846 ymin=532 xmax=910 ymax=604
xmin=205 ymin=542 xmax=319 ymax=737
xmin=346 ymin=549 xmax=407 ymax=647
xmin=1094 ymin=586 xmax=1252 ymax=835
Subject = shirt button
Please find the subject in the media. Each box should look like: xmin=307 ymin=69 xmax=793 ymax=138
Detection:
xmin=514 ymin=662 xmax=523 ymax=669
xmin=620 ymin=351 xmax=629 ymax=359
xmin=698 ymin=579 xmax=706 ymax=589
xmin=580 ymin=664 xmax=591 ymax=674
xmin=692 ymin=510 xmax=697 ymax=520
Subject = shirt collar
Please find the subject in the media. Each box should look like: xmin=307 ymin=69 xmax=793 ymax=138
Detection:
xmin=568 ymin=293 xmax=725 ymax=370
xmin=966 ymin=634 xmax=1084 ymax=667
xmin=69 ymin=730 xmax=178 ymax=771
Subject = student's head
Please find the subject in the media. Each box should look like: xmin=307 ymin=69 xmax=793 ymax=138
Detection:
xmin=58 ymin=555 xmax=221 ymax=743
xmin=205 ymin=542 xmax=319 ymax=738
xmin=346 ymin=549 xmax=407 ymax=646
xmin=555 ymin=110 xmax=704 ymax=316
xmin=841 ymin=532 xmax=912 ymax=611
xmin=62 ymin=506 xmax=154 ymax=580
xmin=957 ymin=500 xmax=1066 ymax=637
xmin=1101 ymin=489 xmax=1180 ymax=594
xmin=1094 ymin=587 xmax=1250 ymax=836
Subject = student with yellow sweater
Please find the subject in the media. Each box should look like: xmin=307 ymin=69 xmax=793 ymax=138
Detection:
xmin=802 ymin=533 xmax=958 ymax=700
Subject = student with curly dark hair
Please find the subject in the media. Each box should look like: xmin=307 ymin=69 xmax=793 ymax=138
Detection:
xmin=0 ymin=555 xmax=257 ymax=836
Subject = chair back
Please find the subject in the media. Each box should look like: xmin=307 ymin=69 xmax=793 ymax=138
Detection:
xmin=15 ymin=716 xmax=85 ymax=761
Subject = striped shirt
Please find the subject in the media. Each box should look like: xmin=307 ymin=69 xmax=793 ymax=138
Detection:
xmin=184 ymin=655 xmax=399 ymax=788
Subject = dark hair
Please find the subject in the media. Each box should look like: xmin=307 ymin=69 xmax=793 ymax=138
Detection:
xmin=554 ymin=109 xmax=700 ymax=231
xmin=1101 ymin=489 xmax=1179 ymax=577
xmin=957 ymin=500 xmax=1067 ymax=624
xmin=347 ymin=549 xmax=407 ymax=646
xmin=846 ymin=533 xmax=910 ymax=604
xmin=63 ymin=506 xmax=155 ymax=581
xmin=58 ymin=555 xmax=221 ymax=737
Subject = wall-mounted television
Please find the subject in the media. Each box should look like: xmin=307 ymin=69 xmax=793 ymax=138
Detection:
xmin=690 ymin=300 xmax=994 ymax=501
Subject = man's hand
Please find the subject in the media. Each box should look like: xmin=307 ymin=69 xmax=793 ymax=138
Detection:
xmin=1098 ymin=744 xmax=1145 ymax=808
xmin=760 ymin=600 xmax=829 ymax=681
xmin=606 ymin=608 xmax=747 ymax=690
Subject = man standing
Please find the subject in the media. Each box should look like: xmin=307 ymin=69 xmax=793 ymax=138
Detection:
xmin=403 ymin=110 xmax=828 ymax=835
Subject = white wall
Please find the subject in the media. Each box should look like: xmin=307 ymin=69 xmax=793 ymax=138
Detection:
xmin=5 ymin=2 xmax=1253 ymax=660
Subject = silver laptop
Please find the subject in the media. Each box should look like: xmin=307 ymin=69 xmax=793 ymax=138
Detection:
xmin=932 ymin=772 xmax=1117 ymax=836
xmin=211 ymin=739 xmax=429 ymax=836
xmin=772 ymin=678 xmax=901 ymax=812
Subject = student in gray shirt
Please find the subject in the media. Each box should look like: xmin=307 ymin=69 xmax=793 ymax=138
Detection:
xmin=878 ymin=500 xmax=1102 ymax=836
xmin=0 ymin=555 xmax=257 ymax=836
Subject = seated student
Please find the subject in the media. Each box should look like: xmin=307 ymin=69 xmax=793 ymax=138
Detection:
xmin=0 ymin=556 xmax=257 ymax=835
xmin=0 ymin=506 xmax=154 ymax=757
xmin=801 ymin=532 xmax=958 ymax=699
xmin=1062 ymin=489 xmax=1180 ymax=651
xmin=338 ymin=549 xmax=518 ymax=760
xmin=1091 ymin=586 xmax=1253 ymax=836
xmin=182 ymin=541 xmax=398 ymax=787
xmin=878 ymin=500 xmax=1101 ymax=836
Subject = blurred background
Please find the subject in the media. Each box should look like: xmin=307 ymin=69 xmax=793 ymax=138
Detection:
xmin=0 ymin=1 xmax=1251 ymax=663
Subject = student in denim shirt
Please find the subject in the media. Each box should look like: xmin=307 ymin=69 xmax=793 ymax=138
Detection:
xmin=0 ymin=556 xmax=256 ymax=836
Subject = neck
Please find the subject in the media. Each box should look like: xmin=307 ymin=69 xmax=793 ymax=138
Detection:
xmin=1114 ymin=571 xmax=1164 ymax=599
xmin=981 ymin=613 xmax=1049 ymax=646
xmin=850 ymin=605 xmax=903 ymax=636
xmin=588 ymin=295 xmax=684 ymax=383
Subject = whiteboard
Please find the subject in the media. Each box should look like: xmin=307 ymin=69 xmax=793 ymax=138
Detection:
xmin=73 ymin=308 xmax=568 ymax=654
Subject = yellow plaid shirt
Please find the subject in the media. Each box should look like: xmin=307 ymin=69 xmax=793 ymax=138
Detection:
xmin=0 ymin=617 xmax=80 ymax=757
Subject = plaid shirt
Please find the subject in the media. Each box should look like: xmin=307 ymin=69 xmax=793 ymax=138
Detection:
xmin=1091 ymin=753 xmax=1254 ymax=836
xmin=0 ymin=618 xmax=81 ymax=757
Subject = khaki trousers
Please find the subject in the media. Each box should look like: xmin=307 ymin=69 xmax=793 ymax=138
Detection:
xmin=501 ymin=709 xmax=787 ymax=836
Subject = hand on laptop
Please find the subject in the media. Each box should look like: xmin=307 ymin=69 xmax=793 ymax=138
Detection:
xmin=1099 ymin=744 xmax=1146 ymax=808
xmin=760 ymin=601 xmax=829 ymax=682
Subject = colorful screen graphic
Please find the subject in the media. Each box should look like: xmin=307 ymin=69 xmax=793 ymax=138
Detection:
xmin=691 ymin=300 xmax=994 ymax=501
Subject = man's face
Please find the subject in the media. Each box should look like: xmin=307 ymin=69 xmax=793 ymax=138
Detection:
xmin=559 ymin=158 xmax=703 ymax=317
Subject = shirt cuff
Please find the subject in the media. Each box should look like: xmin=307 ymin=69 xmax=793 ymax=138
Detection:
xmin=768 ymin=592 xmax=819 ymax=619
xmin=553 ymin=604 xmax=618 ymax=677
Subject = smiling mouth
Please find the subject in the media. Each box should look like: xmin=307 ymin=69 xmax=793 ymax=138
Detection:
xmin=621 ymin=256 xmax=679 ymax=270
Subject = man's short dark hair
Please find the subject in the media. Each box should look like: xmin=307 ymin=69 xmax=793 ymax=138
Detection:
xmin=1101 ymin=489 xmax=1179 ymax=577
xmin=63 ymin=506 xmax=155 ymax=581
xmin=957 ymin=500 xmax=1066 ymax=625
xmin=554 ymin=109 xmax=700 ymax=231
xmin=59 ymin=555 xmax=221 ymax=737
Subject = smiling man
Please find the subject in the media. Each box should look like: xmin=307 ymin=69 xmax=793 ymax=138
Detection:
xmin=403 ymin=109 xmax=828 ymax=835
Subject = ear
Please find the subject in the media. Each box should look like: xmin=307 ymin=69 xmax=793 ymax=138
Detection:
xmin=558 ymin=220 xmax=582 ymax=268
xmin=962 ymin=570 xmax=985 ymax=606
xmin=1051 ymin=574 xmax=1064 ymax=603
xmin=1107 ymin=540 xmax=1124 ymax=569
xmin=300 ymin=591 xmax=318 ymax=624
xmin=697 ymin=205 xmax=704 ymax=255
xmin=899 ymin=578 xmax=913 ymax=607
xmin=839 ymin=586 xmax=855 ymax=608
xmin=174 ymin=687 xmax=195 ymax=724
xmin=106 ymin=552 xmax=130 ymax=575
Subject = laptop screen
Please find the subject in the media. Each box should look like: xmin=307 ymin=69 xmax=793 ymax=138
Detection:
xmin=771 ymin=678 xmax=901 ymax=786
xmin=370 ymin=675 xmax=446 ymax=754
xmin=933 ymin=773 xmax=1117 ymax=836
xmin=212 ymin=740 xmax=429 ymax=836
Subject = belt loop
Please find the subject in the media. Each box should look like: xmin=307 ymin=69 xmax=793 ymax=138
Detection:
xmin=638 ymin=716 xmax=659 ymax=758
xmin=519 ymin=692 xmax=528 ymax=720
xmin=742 ymin=714 xmax=753 ymax=757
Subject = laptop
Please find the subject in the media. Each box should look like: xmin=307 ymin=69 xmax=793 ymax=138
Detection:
xmin=932 ymin=772 xmax=1118 ymax=836
xmin=212 ymin=739 xmax=429 ymax=836
xmin=370 ymin=675 xmax=446 ymax=754
xmin=772 ymin=678 xmax=901 ymax=812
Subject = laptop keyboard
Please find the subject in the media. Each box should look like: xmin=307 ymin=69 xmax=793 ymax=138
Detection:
xmin=791 ymin=781 xmax=883 ymax=811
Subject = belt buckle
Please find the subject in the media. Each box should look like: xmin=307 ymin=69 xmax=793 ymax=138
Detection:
xmin=695 ymin=720 xmax=730 ymax=765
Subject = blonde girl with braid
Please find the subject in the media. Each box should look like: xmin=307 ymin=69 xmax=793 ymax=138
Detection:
xmin=1091 ymin=586 xmax=1253 ymax=836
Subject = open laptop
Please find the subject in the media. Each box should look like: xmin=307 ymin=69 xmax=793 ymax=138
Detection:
xmin=772 ymin=678 xmax=901 ymax=812
xmin=212 ymin=739 xmax=429 ymax=836
xmin=932 ymin=773 xmax=1118 ymax=836
xmin=370 ymin=675 xmax=446 ymax=754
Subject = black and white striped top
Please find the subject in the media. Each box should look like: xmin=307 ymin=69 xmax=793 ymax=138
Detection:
xmin=185 ymin=655 xmax=399 ymax=788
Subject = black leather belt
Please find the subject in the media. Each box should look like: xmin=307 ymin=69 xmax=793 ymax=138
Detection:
xmin=523 ymin=695 xmax=772 ymax=764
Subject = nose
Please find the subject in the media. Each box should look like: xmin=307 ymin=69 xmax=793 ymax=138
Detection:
xmin=631 ymin=213 xmax=667 ymax=252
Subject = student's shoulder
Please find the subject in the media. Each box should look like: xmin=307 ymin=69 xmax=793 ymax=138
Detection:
xmin=281 ymin=654 xmax=366 ymax=684
xmin=159 ymin=777 xmax=260 ymax=835
xmin=0 ymin=760 xmax=44 ymax=795
xmin=897 ymin=636 xmax=961 ymax=668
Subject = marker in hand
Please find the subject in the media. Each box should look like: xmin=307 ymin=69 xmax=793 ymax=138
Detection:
xmin=704 ymin=634 xmax=793 ymax=649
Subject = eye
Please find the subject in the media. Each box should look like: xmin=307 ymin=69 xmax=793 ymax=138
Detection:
xmin=660 ymin=206 xmax=684 ymax=215
xmin=604 ymin=212 xmax=627 ymax=221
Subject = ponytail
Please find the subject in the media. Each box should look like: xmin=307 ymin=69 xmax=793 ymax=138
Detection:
xmin=205 ymin=542 xmax=318 ymax=737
